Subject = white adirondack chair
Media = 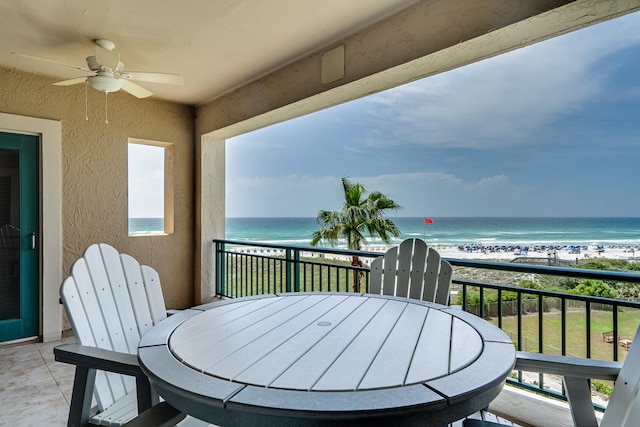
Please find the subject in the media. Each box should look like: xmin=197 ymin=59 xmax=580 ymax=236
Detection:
xmin=369 ymin=238 xmax=453 ymax=305
xmin=464 ymin=325 xmax=640 ymax=427
xmin=54 ymin=243 xmax=202 ymax=427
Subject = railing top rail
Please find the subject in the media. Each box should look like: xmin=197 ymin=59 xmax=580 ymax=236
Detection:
xmin=453 ymin=279 xmax=640 ymax=309
xmin=448 ymin=258 xmax=640 ymax=284
xmin=214 ymin=239 xmax=382 ymax=258
xmin=214 ymin=239 xmax=640 ymax=283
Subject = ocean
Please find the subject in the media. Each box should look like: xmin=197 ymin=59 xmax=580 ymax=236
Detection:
xmin=129 ymin=217 xmax=640 ymax=249
xmin=129 ymin=217 xmax=164 ymax=235
xmin=224 ymin=217 xmax=640 ymax=250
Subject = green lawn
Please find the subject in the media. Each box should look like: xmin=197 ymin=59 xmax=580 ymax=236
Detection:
xmin=487 ymin=308 xmax=640 ymax=362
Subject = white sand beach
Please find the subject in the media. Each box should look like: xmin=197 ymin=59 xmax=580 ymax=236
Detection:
xmin=232 ymin=244 xmax=639 ymax=264
xmin=360 ymin=244 xmax=639 ymax=263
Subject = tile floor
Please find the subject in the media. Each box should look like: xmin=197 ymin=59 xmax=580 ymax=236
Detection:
xmin=0 ymin=332 xmax=76 ymax=426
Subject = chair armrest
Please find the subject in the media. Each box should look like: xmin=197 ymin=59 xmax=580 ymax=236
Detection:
xmin=515 ymin=351 xmax=622 ymax=381
xmin=513 ymin=351 xmax=622 ymax=427
xmin=54 ymin=343 xmax=156 ymax=422
xmin=121 ymin=401 xmax=186 ymax=427
xmin=54 ymin=343 xmax=143 ymax=377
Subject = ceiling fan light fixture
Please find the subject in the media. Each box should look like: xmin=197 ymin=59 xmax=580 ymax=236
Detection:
xmin=88 ymin=75 xmax=123 ymax=93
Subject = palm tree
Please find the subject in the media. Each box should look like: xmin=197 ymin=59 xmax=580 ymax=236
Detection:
xmin=311 ymin=177 xmax=402 ymax=291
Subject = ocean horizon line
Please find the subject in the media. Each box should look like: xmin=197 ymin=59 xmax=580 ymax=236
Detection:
xmin=130 ymin=217 xmax=640 ymax=250
xmin=225 ymin=215 xmax=640 ymax=219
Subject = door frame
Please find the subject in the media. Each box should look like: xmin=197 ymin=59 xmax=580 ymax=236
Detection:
xmin=0 ymin=113 xmax=62 ymax=342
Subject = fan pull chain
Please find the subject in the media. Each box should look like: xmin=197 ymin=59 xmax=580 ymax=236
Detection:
xmin=104 ymin=92 xmax=109 ymax=124
xmin=85 ymin=80 xmax=89 ymax=121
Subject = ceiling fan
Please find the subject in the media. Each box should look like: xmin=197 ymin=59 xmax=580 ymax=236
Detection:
xmin=12 ymin=38 xmax=184 ymax=99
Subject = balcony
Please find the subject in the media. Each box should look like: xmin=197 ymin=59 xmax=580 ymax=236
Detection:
xmin=3 ymin=239 xmax=639 ymax=426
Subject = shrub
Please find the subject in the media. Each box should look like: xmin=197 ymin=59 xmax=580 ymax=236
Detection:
xmin=592 ymin=380 xmax=613 ymax=396
xmin=518 ymin=279 xmax=542 ymax=289
xmin=627 ymin=262 xmax=640 ymax=272
xmin=568 ymin=280 xmax=618 ymax=298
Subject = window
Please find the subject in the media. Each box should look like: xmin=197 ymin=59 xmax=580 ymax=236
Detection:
xmin=128 ymin=139 xmax=174 ymax=235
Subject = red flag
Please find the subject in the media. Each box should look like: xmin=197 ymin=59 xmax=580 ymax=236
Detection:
xmin=424 ymin=217 xmax=434 ymax=224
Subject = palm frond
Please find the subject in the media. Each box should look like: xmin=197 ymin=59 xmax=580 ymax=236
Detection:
xmin=313 ymin=177 xmax=403 ymax=250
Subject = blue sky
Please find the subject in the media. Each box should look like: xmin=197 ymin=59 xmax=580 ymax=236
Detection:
xmin=227 ymin=12 xmax=640 ymax=218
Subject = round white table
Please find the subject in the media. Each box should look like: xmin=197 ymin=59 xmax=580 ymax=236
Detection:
xmin=139 ymin=293 xmax=515 ymax=426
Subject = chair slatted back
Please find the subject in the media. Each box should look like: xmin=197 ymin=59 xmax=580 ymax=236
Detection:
xmin=602 ymin=326 xmax=640 ymax=427
xmin=60 ymin=243 xmax=167 ymax=411
xmin=370 ymin=238 xmax=452 ymax=305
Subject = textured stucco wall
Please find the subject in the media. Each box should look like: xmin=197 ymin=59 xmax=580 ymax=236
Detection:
xmin=0 ymin=67 xmax=195 ymax=317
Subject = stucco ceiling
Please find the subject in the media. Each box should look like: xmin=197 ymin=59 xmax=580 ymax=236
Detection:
xmin=0 ymin=0 xmax=418 ymax=106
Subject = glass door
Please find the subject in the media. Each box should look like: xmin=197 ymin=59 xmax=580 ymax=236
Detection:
xmin=0 ymin=132 xmax=39 ymax=342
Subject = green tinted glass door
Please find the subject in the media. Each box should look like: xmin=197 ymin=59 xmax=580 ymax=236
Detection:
xmin=0 ymin=132 xmax=39 ymax=342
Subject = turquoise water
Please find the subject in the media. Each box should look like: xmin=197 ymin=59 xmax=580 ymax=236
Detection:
xmin=129 ymin=218 xmax=164 ymax=234
xmin=225 ymin=217 xmax=640 ymax=249
xmin=129 ymin=216 xmax=640 ymax=249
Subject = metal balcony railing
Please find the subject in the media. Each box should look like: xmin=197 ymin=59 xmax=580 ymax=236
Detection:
xmin=213 ymin=239 xmax=640 ymax=407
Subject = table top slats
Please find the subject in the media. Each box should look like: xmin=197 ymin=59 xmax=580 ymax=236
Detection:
xmin=358 ymin=302 xmax=429 ymax=389
xmin=173 ymin=295 xmax=327 ymax=369
xmin=202 ymin=295 xmax=367 ymax=382
xmin=405 ymin=308 xmax=453 ymax=383
xmin=444 ymin=308 xmax=513 ymax=344
xmin=450 ymin=318 xmax=484 ymax=372
xmin=263 ymin=297 xmax=388 ymax=390
xmin=425 ymin=341 xmax=516 ymax=404
xmin=309 ymin=298 xmax=407 ymax=391
xmin=169 ymin=296 xmax=281 ymax=349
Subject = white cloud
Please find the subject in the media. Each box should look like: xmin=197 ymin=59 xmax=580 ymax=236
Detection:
xmin=358 ymin=13 xmax=640 ymax=150
xmin=227 ymin=175 xmax=344 ymax=217
xmin=227 ymin=172 xmax=544 ymax=217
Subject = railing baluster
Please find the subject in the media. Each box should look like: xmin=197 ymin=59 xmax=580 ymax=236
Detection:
xmin=497 ymin=289 xmax=503 ymax=329
xmin=462 ymin=285 xmax=467 ymax=312
xmin=517 ymin=292 xmax=523 ymax=351
xmin=561 ymin=298 xmax=567 ymax=356
xmin=294 ymin=249 xmax=301 ymax=292
xmin=586 ymin=300 xmax=591 ymax=358
xmin=538 ymin=293 xmax=544 ymax=389
xmin=613 ymin=306 xmax=619 ymax=361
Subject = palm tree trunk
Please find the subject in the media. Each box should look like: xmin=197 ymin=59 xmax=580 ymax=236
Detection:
xmin=351 ymin=255 xmax=362 ymax=292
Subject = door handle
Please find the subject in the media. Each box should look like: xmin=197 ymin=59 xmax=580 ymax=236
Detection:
xmin=30 ymin=232 xmax=36 ymax=250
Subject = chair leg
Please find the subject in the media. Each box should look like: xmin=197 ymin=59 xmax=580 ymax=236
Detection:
xmin=563 ymin=376 xmax=599 ymax=427
xmin=67 ymin=366 xmax=96 ymax=427
xmin=134 ymin=374 xmax=157 ymax=414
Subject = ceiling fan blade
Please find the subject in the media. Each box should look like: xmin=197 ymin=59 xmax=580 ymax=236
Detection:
xmin=120 ymin=79 xmax=153 ymax=98
xmin=95 ymin=44 xmax=120 ymax=71
xmin=53 ymin=77 xmax=88 ymax=86
xmin=10 ymin=52 xmax=92 ymax=72
xmin=122 ymin=72 xmax=184 ymax=85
